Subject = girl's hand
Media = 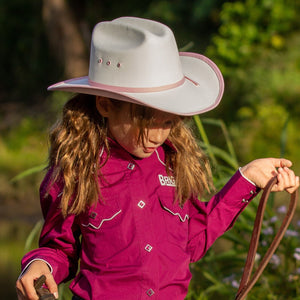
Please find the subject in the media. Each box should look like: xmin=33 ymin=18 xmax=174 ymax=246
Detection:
xmin=240 ymin=158 xmax=299 ymax=194
xmin=16 ymin=260 xmax=58 ymax=300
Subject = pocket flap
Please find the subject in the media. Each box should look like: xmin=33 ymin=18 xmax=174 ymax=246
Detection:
xmin=158 ymin=191 xmax=189 ymax=222
xmin=81 ymin=202 xmax=122 ymax=230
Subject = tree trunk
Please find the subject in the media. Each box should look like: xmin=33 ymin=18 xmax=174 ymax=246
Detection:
xmin=42 ymin=0 xmax=89 ymax=78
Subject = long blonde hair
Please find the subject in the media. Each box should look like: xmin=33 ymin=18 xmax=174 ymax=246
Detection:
xmin=48 ymin=94 xmax=213 ymax=217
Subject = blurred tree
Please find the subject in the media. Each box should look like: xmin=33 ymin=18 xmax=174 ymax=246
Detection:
xmin=0 ymin=0 xmax=58 ymax=105
xmin=0 ymin=0 xmax=222 ymax=107
xmin=42 ymin=0 xmax=89 ymax=78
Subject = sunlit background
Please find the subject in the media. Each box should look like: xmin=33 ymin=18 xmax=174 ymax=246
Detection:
xmin=1 ymin=0 xmax=300 ymax=299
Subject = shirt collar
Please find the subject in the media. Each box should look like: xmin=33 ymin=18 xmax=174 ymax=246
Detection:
xmin=164 ymin=139 xmax=177 ymax=152
xmin=107 ymin=136 xmax=176 ymax=152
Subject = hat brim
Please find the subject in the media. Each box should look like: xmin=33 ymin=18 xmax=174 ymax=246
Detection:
xmin=47 ymin=52 xmax=224 ymax=116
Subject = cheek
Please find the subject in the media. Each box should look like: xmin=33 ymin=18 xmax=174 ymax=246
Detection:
xmin=109 ymin=123 xmax=139 ymax=146
xmin=164 ymin=128 xmax=171 ymax=138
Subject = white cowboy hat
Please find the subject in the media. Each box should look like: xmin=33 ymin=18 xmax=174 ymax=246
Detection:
xmin=48 ymin=16 xmax=224 ymax=116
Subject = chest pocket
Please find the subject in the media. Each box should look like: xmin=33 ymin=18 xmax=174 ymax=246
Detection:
xmin=80 ymin=199 xmax=123 ymax=262
xmin=81 ymin=209 xmax=122 ymax=230
xmin=158 ymin=190 xmax=189 ymax=250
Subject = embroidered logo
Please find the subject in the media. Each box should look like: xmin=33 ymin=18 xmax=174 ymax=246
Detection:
xmin=158 ymin=174 xmax=176 ymax=187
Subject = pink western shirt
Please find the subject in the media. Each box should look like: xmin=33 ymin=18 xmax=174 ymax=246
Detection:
xmin=21 ymin=140 xmax=259 ymax=300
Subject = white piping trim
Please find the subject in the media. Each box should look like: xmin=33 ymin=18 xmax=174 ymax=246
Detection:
xmin=99 ymin=145 xmax=104 ymax=158
xmin=155 ymin=149 xmax=166 ymax=167
xmin=18 ymin=258 xmax=53 ymax=279
xmin=239 ymin=167 xmax=256 ymax=186
xmin=82 ymin=210 xmax=122 ymax=229
xmin=162 ymin=206 xmax=189 ymax=222
xmin=155 ymin=148 xmax=174 ymax=171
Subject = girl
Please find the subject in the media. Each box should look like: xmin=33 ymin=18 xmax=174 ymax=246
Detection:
xmin=16 ymin=17 xmax=299 ymax=300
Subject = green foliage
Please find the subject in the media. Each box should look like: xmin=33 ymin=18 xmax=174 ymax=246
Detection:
xmin=23 ymin=220 xmax=43 ymax=253
xmin=207 ymin=0 xmax=299 ymax=74
xmin=193 ymin=115 xmax=238 ymax=188
xmin=206 ymin=0 xmax=300 ymax=166
xmin=0 ymin=116 xmax=48 ymax=175
xmin=187 ymin=117 xmax=300 ymax=300
xmin=188 ymin=3 xmax=300 ymax=297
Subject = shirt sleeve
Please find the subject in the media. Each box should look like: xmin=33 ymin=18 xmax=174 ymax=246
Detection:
xmin=20 ymin=169 xmax=81 ymax=284
xmin=187 ymin=170 xmax=260 ymax=263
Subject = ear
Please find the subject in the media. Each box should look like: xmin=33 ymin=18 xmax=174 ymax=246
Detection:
xmin=96 ymin=96 xmax=111 ymax=117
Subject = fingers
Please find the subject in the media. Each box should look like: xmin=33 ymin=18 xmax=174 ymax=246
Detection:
xmin=241 ymin=158 xmax=298 ymax=192
xmin=16 ymin=276 xmax=39 ymax=300
xmin=284 ymin=169 xmax=300 ymax=193
xmin=274 ymin=167 xmax=299 ymax=194
xmin=288 ymin=176 xmax=300 ymax=193
xmin=16 ymin=271 xmax=58 ymax=300
xmin=45 ymin=274 xmax=59 ymax=299
xmin=16 ymin=274 xmax=59 ymax=300
xmin=16 ymin=284 xmax=28 ymax=300
xmin=271 ymin=158 xmax=292 ymax=169
xmin=279 ymin=159 xmax=292 ymax=168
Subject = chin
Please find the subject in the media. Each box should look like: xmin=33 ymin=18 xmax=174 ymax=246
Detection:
xmin=134 ymin=152 xmax=153 ymax=159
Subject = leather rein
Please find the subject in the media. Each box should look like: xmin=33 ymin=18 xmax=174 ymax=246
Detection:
xmin=235 ymin=177 xmax=298 ymax=300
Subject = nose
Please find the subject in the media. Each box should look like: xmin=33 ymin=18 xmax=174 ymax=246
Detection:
xmin=148 ymin=128 xmax=167 ymax=145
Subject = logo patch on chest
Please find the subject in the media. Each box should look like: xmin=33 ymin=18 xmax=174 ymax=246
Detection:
xmin=158 ymin=174 xmax=176 ymax=187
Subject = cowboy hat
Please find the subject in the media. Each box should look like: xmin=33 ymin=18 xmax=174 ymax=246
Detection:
xmin=48 ymin=16 xmax=224 ymax=116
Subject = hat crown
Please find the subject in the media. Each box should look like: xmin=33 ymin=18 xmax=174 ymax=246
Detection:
xmin=88 ymin=17 xmax=183 ymax=88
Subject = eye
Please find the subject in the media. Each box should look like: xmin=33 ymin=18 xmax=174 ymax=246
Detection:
xmin=150 ymin=120 xmax=173 ymax=129
xmin=163 ymin=120 xmax=173 ymax=128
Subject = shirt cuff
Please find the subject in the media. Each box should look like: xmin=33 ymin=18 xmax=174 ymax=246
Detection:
xmin=239 ymin=167 xmax=257 ymax=187
xmin=18 ymin=258 xmax=53 ymax=279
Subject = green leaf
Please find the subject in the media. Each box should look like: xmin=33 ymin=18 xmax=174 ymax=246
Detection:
xmin=24 ymin=220 xmax=43 ymax=253
xmin=11 ymin=164 xmax=47 ymax=182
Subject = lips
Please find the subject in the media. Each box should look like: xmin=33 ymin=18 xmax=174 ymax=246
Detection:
xmin=143 ymin=147 xmax=157 ymax=153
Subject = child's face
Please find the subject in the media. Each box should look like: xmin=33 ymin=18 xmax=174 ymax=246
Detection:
xmin=97 ymin=97 xmax=177 ymax=158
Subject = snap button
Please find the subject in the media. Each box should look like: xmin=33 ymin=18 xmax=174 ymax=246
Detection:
xmin=127 ymin=163 xmax=135 ymax=170
xmin=145 ymin=244 xmax=153 ymax=252
xmin=242 ymin=199 xmax=249 ymax=203
xmin=250 ymin=190 xmax=255 ymax=194
xmin=146 ymin=288 xmax=155 ymax=296
xmin=138 ymin=200 xmax=145 ymax=208
xmin=90 ymin=212 xmax=97 ymax=219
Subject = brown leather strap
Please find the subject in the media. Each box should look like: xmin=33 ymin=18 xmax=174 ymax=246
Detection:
xmin=235 ymin=177 xmax=298 ymax=300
